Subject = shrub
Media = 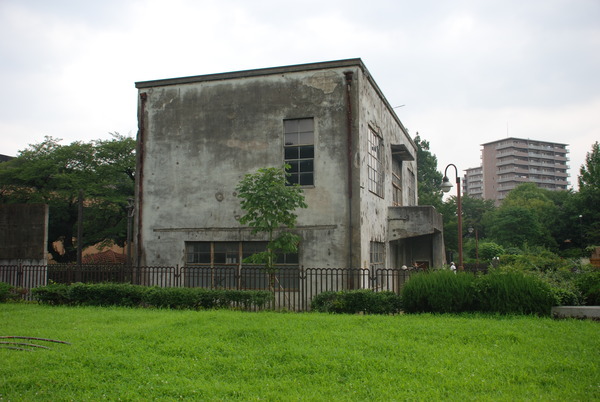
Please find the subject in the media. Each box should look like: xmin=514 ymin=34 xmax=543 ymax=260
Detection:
xmin=143 ymin=287 xmax=199 ymax=309
xmin=68 ymin=283 xmax=147 ymax=307
xmin=31 ymin=283 xmax=273 ymax=310
xmin=498 ymin=248 xmax=571 ymax=272
xmin=478 ymin=242 xmax=505 ymax=261
xmin=401 ymin=270 xmax=476 ymax=313
xmin=0 ymin=282 xmax=27 ymax=302
xmin=310 ymin=289 xmax=402 ymax=314
xmin=576 ymin=268 xmax=600 ymax=306
xmin=0 ymin=282 xmax=12 ymax=302
xmin=31 ymin=283 xmax=71 ymax=305
xmin=528 ymin=269 xmax=583 ymax=306
xmin=473 ymin=269 xmax=558 ymax=316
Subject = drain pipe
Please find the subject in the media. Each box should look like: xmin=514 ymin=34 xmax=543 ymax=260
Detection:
xmin=344 ymin=71 xmax=354 ymax=277
xmin=136 ymin=92 xmax=147 ymax=268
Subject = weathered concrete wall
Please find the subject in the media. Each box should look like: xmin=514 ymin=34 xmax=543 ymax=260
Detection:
xmin=0 ymin=204 xmax=49 ymax=265
xmin=137 ymin=66 xmax=356 ymax=268
xmin=355 ymin=68 xmax=419 ymax=269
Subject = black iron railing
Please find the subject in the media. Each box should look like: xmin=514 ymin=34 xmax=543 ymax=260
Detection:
xmin=0 ymin=263 xmax=487 ymax=310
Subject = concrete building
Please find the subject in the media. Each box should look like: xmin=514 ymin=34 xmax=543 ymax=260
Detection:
xmin=462 ymin=166 xmax=484 ymax=199
xmin=464 ymin=137 xmax=569 ymax=203
xmin=133 ymin=59 xmax=444 ymax=289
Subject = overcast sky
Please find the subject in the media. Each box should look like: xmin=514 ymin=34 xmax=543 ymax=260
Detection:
xmin=1 ymin=0 xmax=598 ymax=189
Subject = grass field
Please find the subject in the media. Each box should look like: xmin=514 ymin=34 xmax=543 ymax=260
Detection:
xmin=1 ymin=304 xmax=598 ymax=401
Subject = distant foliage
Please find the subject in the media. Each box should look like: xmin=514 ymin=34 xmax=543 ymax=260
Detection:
xmin=478 ymin=242 xmax=505 ymax=261
xmin=310 ymin=290 xmax=402 ymax=314
xmin=0 ymin=134 xmax=136 ymax=262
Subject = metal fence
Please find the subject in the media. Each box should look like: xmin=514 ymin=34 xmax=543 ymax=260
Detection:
xmin=0 ymin=263 xmax=488 ymax=311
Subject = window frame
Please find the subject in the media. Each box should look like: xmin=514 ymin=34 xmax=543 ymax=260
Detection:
xmin=284 ymin=118 xmax=315 ymax=187
xmin=370 ymin=241 xmax=385 ymax=271
xmin=184 ymin=241 xmax=300 ymax=291
xmin=367 ymin=127 xmax=384 ymax=197
xmin=392 ymin=158 xmax=402 ymax=206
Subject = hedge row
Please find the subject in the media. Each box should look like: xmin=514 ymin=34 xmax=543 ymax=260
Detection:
xmin=31 ymin=283 xmax=273 ymax=310
xmin=402 ymin=269 xmax=558 ymax=316
xmin=0 ymin=282 xmax=26 ymax=302
xmin=311 ymin=290 xmax=402 ymax=314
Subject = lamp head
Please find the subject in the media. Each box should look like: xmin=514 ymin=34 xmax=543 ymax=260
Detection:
xmin=441 ymin=176 xmax=453 ymax=193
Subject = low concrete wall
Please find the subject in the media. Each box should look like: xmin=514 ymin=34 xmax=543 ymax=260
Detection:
xmin=551 ymin=306 xmax=600 ymax=320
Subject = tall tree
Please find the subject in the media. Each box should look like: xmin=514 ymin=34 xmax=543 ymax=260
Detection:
xmin=236 ymin=165 xmax=307 ymax=277
xmin=484 ymin=183 xmax=557 ymax=249
xmin=485 ymin=205 xmax=550 ymax=249
xmin=577 ymin=141 xmax=600 ymax=245
xmin=0 ymin=134 xmax=135 ymax=262
xmin=413 ymin=133 xmax=443 ymax=208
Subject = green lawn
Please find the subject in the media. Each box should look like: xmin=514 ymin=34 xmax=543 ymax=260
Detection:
xmin=1 ymin=304 xmax=598 ymax=401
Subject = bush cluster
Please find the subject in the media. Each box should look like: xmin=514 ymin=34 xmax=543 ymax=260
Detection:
xmin=32 ymin=283 xmax=273 ymax=310
xmin=576 ymin=269 xmax=600 ymax=305
xmin=0 ymin=282 xmax=26 ymax=302
xmin=401 ymin=269 xmax=558 ymax=316
xmin=401 ymin=270 xmax=476 ymax=313
xmin=310 ymin=289 xmax=402 ymax=314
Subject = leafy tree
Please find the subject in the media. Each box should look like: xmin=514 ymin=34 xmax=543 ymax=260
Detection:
xmin=461 ymin=195 xmax=496 ymax=239
xmin=484 ymin=183 xmax=558 ymax=250
xmin=477 ymin=242 xmax=505 ymax=261
xmin=484 ymin=205 xmax=552 ymax=249
xmin=235 ymin=165 xmax=307 ymax=276
xmin=577 ymin=142 xmax=600 ymax=245
xmin=0 ymin=134 xmax=135 ymax=262
xmin=545 ymin=189 xmax=583 ymax=255
xmin=414 ymin=133 xmax=443 ymax=208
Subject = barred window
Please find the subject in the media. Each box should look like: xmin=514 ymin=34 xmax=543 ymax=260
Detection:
xmin=368 ymin=128 xmax=384 ymax=197
xmin=284 ymin=118 xmax=314 ymax=186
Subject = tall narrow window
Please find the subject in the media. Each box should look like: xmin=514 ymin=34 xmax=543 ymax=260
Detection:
xmin=370 ymin=241 xmax=385 ymax=271
xmin=407 ymin=167 xmax=416 ymax=205
xmin=284 ymin=118 xmax=314 ymax=186
xmin=368 ymin=128 xmax=384 ymax=197
xmin=392 ymin=159 xmax=402 ymax=206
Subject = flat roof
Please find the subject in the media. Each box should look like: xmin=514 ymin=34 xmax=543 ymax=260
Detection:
xmin=481 ymin=137 xmax=568 ymax=147
xmin=134 ymin=58 xmax=415 ymax=147
xmin=135 ymin=58 xmax=366 ymax=89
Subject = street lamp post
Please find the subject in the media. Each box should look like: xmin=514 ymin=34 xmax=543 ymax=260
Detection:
xmin=441 ymin=164 xmax=463 ymax=270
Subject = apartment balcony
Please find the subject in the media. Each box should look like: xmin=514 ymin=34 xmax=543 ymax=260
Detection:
xmin=498 ymin=166 xmax=529 ymax=174
xmin=528 ymin=143 xmax=562 ymax=152
xmin=496 ymin=158 xmax=523 ymax=167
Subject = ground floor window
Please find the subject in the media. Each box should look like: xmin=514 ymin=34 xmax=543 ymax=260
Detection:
xmin=184 ymin=241 xmax=299 ymax=290
xmin=370 ymin=241 xmax=385 ymax=270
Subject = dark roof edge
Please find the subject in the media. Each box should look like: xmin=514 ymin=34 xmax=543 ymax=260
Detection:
xmin=134 ymin=57 xmax=415 ymax=150
xmin=135 ymin=58 xmax=365 ymax=89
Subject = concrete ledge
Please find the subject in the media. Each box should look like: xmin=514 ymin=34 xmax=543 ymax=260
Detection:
xmin=551 ymin=306 xmax=600 ymax=320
